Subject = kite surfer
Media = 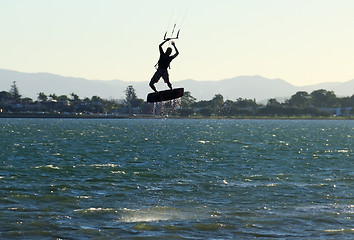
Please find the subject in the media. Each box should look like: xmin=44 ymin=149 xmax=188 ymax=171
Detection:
xmin=149 ymin=38 xmax=179 ymax=93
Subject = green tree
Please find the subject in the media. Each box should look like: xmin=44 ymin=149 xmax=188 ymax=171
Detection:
xmin=338 ymin=94 xmax=354 ymax=107
xmin=267 ymin=98 xmax=281 ymax=106
xmin=71 ymin=93 xmax=80 ymax=102
xmin=287 ymin=91 xmax=310 ymax=108
xmin=38 ymin=92 xmax=48 ymax=102
xmin=49 ymin=94 xmax=58 ymax=100
xmin=310 ymin=89 xmax=338 ymax=107
xmin=125 ymin=85 xmax=136 ymax=104
xmin=180 ymin=91 xmax=196 ymax=108
xmin=234 ymin=98 xmax=258 ymax=109
xmin=0 ymin=91 xmax=12 ymax=101
xmin=191 ymin=100 xmax=209 ymax=108
xmin=58 ymin=95 xmax=70 ymax=101
xmin=10 ymin=81 xmax=21 ymax=101
xmin=211 ymin=94 xmax=224 ymax=107
xmin=210 ymin=94 xmax=224 ymax=115
xmin=124 ymin=85 xmax=143 ymax=108
xmin=221 ymin=100 xmax=234 ymax=116
xmin=91 ymin=96 xmax=104 ymax=113
xmin=103 ymin=99 xmax=121 ymax=114
xmin=0 ymin=91 xmax=12 ymax=111
xmin=91 ymin=96 xmax=102 ymax=102
xmin=21 ymin=98 xmax=33 ymax=106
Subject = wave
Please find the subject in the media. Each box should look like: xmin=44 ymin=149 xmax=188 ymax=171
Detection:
xmin=33 ymin=164 xmax=60 ymax=170
xmin=118 ymin=206 xmax=207 ymax=223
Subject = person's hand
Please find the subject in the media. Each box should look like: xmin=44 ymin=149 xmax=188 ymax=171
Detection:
xmin=171 ymin=41 xmax=175 ymax=46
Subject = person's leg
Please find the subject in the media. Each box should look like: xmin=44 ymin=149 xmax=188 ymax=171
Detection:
xmin=162 ymin=70 xmax=173 ymax=90
xmin=149 ymin=81 xmax=158 ymax=92
xmin=149 ymin=70 xmax=162 ymax=92
xmin=166 ymin=81 xmax=172 ymax=90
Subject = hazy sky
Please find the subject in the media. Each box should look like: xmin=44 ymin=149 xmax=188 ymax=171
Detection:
xmin=1 ymin=0 xmax=354 ymax=86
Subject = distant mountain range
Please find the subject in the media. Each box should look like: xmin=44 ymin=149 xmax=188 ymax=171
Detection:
xmin=1 ymin=69 xmax=353 ymax=102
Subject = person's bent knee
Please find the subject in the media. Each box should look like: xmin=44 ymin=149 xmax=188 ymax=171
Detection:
xmin=149 ymin=81 xmax=155 ymax=88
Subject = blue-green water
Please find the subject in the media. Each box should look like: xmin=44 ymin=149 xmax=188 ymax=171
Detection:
xmin=0 ymin=119 xmax=353 ymax=239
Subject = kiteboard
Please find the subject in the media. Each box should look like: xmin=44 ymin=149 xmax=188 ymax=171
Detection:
xmin=147 ymin=88 xmax=184 ymax=103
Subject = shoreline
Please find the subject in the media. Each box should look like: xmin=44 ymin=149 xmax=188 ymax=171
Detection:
xmin=0 ymin=113 xmax=352 ymax=120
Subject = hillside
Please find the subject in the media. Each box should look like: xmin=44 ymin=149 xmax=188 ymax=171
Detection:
xmin=1 ymin=69 xmax=353 ymax=101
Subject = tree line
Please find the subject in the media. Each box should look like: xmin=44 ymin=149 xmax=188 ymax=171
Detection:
xmin=0 ymin=81 xmax=124 ymax=114
xmin=179 ymin=90 xmax=354 ymax=117
xmin=1 ymin=81 xmax=353 ymax=117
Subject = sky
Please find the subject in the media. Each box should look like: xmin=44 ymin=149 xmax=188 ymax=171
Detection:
xmin=1 ymin=0 xmax=354 ymax=86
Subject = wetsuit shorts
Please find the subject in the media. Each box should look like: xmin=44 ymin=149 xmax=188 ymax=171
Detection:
xmin=150 ymin=68 xmax=169 ymax=84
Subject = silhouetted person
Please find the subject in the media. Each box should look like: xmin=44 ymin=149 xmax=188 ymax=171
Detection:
xmin=149 ymin=38 xmax=179 ymax=92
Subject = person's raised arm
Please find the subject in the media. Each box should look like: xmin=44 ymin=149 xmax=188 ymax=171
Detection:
xmin=171 ymin=41 xmax=179 ymax=58
xmin=159 ymin=38 xmax=171 ymax=54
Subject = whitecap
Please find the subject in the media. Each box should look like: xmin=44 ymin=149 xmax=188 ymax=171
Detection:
xmin=90 ymin=164 xmax=119 ymax=168
xmin=76 ymin=196 xmax=91 ymax=199
xmin=118 ymin=207 xmax=201 ymax=223
xmin=34 ymin=165 xmax=60 ymax=170
xmin=337 ymin=149 xmax=349 ymax=153
xmin=74 ymin=208 xmax=116 ymax=213
xmin=324 ymin=228 xmax=354 ymax=233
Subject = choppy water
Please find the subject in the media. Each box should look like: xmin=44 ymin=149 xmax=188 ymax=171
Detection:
xmin=0 ymin=118 xmax=353 ymax=239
